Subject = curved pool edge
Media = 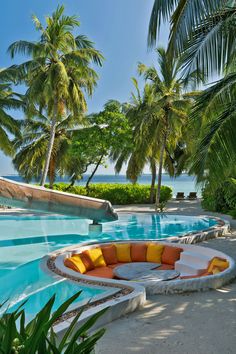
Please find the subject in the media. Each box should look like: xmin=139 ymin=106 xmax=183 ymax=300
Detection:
xmin=167 ymin=215 xmax=230 ymax=244
xmin=41 ymin=254 xmax=146 ymax=336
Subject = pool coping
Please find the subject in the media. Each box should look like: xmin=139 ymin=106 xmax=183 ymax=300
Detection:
xmin=41 ymin=253 xmax=146 ymax=336
xmin=40 ymin=259 xmax=122 ymax=312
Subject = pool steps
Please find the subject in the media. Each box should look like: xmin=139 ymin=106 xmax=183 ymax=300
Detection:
xmin=175 ymin=251 xmax=211 ymax=276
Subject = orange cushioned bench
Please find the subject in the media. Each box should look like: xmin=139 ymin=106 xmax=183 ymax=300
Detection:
xmin=64 ymin=242 xmax=183 ymax=279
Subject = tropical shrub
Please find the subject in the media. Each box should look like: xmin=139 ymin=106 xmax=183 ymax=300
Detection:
xmin=202 ymin=178 xmax=236 ymax=216
xmin=0 ymin=291 xmax=106 ymax=354
xmin=51 ymin=183 xmax=172 ymax=205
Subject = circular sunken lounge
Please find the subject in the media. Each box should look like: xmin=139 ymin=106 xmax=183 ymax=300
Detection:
xmin=53 ymin=241 xmax=236 ymax=295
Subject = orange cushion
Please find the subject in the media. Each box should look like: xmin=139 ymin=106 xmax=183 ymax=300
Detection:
xmin=146 ymin=243 xmax=164 ymax=263
xmin=64 ymin=254 xmax=87 ymax=274
xmin=107 ymin=262 xmax=127 ymax=269
xmin=84 ymin=248 xmax=106 ymax=268
xmin=101 ymin=244 xmax=118 ymax=265
xmin=80 ymin=252 xmax=95 ymax=271
xmin=85 ymin=266 xmax=114 ymax=279
xmin=161 ymin=246 xmax=183 ymax=265
xmin=158 ymin=264 xmax=174 ymax=270
xmin=131 ymin=243 xmax=147 ymax=262
xmin=115 ymin=243 xmax=131 ymax=262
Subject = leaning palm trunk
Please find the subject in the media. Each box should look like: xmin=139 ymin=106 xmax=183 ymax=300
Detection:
xmin=155 ymin=136 xmax=166 ymax=210
xmin=149 ymin=159 xmax=156 ymax=203
xmin=40 ymin=117 xmax=57 ymax=187
xmin=49 ymin=156 xmax=56 ymax=189
xmin=86 ymin=154 xmax=103 ymax=190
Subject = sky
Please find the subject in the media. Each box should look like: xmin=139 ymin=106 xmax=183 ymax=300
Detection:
xmin=0 ymin=0 xmax=169 ymax=175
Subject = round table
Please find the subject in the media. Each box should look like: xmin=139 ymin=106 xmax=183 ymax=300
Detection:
xmin=113 ymin=262 xmax=160 ymax=280
xmin=131 ymin=270 xmax=180 ymax=282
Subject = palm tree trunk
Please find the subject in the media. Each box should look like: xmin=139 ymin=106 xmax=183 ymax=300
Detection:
xmin=149 ymin=159 xmax=156 ymax=203
xmin=155 ymin=136 xmax=166 ymax=210
xmin=49 ymin=156 xmax=56 ymax=189
xmin=86 ymin=155 xmax=103 ymax=190
xmin=40 ymin=117 xmax=57 ymax=187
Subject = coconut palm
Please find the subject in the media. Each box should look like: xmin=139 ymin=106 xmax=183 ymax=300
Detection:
xmin=0 ymin=83 xmax=21 ymax=156
xmin=189 ymin=68 xmax=236 ymax=185
xmin=7 ymin=5 xmax=103 ymax=186
xmin=148 ymin=1 xmax=236 ymax=190
xmin=113 ymin=79 xmax=160 ymax=203
xmin=148 ymin=1 xmax=236 ymax=78
xmin=138 ymin=48 xmax=196 ymax=207
xmin=13 ymin=111 xmax=80 ymax=188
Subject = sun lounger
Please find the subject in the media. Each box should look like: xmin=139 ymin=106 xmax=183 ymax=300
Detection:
xmin=187 ymin=192 xmax=197 ymax=199
xmin=176 ymin=192 xmax=185 ymax=200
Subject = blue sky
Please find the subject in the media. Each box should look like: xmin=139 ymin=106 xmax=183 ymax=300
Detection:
xmin=0 ymin=0 xmax=169 ymax=175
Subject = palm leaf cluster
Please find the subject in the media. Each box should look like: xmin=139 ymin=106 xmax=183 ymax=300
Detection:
xmin=13 ymin=109 xmax=79 ymax=186
xmin=148 ymin=0 xmax=235 ymax=76
xmin=0 ymin=83 xmax=22 ymax=156
xmin=149 ymin=0 xmax=236 ymax=188
xmin=189 ymin=70 xmax=236 ymax=185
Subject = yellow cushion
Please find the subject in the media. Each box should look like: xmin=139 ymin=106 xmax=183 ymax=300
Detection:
xmin=86 ymin=248 xmax=106 ymax=268
xmin=115 ymin=243 xmax=131 ymax=262
xmin=64 ymin=254 xmax=87 ymax=274
xmin=212 ymin=267 xmax=221 ymax=275
xmin=208 ymin=257 xmax=229 ymax=273
xmin=146 ymin=243 xmax=164 ymax=263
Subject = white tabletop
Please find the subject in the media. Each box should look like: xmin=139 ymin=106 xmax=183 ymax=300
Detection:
xmin=113 ymin=262 xmax=160 ymax=280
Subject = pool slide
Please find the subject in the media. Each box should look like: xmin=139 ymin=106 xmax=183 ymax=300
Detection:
xmin=0 ymin=177 xmax=118 ymax=222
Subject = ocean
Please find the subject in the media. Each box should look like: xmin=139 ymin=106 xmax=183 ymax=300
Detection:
xmin=2 ymin=173 xmax=201 ymax=197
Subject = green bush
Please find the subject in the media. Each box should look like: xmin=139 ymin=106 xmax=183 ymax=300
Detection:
xmin=0 ymin=291 xmax=106 ymax=353
xmin=201 ymin=183 xmax=227 ymax=212
xmin=201 ymin=178 xmax=236 ymax=214
xmin=51 ymin=183 xmax=173 ymax=205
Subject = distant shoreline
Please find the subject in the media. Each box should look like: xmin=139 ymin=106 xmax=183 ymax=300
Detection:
xmin=1 ymin=173 xmax=201 ymax=197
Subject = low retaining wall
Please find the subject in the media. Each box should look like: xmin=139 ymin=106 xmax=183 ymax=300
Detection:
xmin=42 ymin=254 xmax=146 ymax=337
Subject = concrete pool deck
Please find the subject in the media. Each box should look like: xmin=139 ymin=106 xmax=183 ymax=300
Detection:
xmin=96 ymin=200 xmax=236 ymax=354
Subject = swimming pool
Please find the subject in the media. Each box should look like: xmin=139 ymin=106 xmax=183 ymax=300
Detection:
xmin=0 ymin=212 xmax=217 ymax=320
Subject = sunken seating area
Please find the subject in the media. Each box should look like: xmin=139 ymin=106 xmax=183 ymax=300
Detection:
xmin=62 ymin=241 xmax=231 ymax=281
xmin=53 ymin=241 xmax=236 ymax=294
xmin=64 ymin=242 xmax=183 ymax=279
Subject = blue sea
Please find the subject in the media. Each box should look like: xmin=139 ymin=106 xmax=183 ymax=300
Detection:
xmin=2 ymin=173 xmax=201 ymax=197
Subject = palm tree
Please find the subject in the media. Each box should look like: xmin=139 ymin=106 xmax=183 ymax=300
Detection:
xmin=138 ymin=48 xmax=195 ymax=208
xmin=0 ymin=83 xmax=21 ymax=156
xmin=13 ymin=111 xmax=79 ymax=188
xmin=148 ymin=0 xmax=236 ymax=78
xmin=148 ymin=1 xmax=236 ymax=185
xmin=7 ymin=5 xmax=103 ymax=186
xmin=113 ymin=79 xmax=160 ymax=203
xmin=189 ymin=68 xmax=236 ymax=185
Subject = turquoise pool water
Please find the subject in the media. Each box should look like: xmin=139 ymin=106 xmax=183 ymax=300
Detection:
xmin=0 ymin=212 xmax=217 ymax=320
